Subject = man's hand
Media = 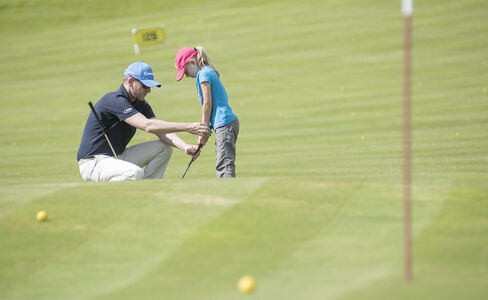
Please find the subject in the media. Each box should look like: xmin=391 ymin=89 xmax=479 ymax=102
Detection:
xmin=188 ymin=123 xmax=211 ymax=138
xmin=185 ymin=144 xmax=202 ymax=160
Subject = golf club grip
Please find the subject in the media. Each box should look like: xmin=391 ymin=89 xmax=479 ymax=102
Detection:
xmin=88 ymin=101 xmax=118 ymax=159
xmin=181 ymin=144 xmax=204 ymax=179
xmin=193 ymin=143 xmax=203 ymax=160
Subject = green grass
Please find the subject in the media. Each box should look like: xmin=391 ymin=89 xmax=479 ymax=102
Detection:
xmin=1 ymin=0 xmax=487 ymax=299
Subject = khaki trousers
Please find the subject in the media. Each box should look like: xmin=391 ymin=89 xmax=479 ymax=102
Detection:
xmin=78 ymin=140 xmax=173 ymax=182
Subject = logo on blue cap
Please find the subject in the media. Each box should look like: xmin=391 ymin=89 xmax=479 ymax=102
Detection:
xmin=124 ymin=61 xmax=162 ymax=88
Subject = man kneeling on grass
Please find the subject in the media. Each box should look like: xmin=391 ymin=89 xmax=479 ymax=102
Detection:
xmin=77 ymin=61 xmax=211 ymax=182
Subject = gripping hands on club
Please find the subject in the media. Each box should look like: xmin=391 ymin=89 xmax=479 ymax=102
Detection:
xmin=198 ymin=128 xmax=212 ymax=146
xmin=189 ymin=122 xmax=211 ymax=138
xmin=186 ymin=123 xmax=211 ymax=161
xmin=185 ymin=144 xmax=202 ymax=160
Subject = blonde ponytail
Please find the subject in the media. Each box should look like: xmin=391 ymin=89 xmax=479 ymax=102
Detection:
xmin=195 ymin=46 xmax=220 ymax=78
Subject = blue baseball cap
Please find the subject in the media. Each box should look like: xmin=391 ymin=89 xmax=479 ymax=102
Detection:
xmin=123 ymin=61 xmax=162 ymax=88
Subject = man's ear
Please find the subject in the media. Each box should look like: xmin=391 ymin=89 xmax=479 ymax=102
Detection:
xmin=127 ymin=77 xmax=136 ymax=88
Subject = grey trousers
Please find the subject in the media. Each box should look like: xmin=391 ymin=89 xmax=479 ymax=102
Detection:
xmin=215 ymin=118 xmax=239 ymax=178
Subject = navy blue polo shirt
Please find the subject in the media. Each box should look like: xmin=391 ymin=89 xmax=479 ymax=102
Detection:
xmin=77 ymin=84 xmax=155 ymax=160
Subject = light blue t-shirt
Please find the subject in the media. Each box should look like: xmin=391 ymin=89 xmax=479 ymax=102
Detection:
xmin=196 ymin=66 xmax=237 ymax=130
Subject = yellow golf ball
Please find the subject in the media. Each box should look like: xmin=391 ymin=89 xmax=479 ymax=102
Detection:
xmin=36 ymin=210 xmax=47 ymax=222
xmin=237 ymin=275 xmax=256 ymax=294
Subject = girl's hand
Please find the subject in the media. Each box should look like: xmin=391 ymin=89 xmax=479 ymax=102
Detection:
xmin=198 ymin=129 xmax=212 ymax=146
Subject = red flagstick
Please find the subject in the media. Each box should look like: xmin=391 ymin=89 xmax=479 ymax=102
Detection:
xmin=402 ymin=0 xmax=413 ymax=282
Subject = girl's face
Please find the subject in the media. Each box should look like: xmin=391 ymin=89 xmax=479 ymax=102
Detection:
xmin=184 ymin=59 xmax=199 ymax=78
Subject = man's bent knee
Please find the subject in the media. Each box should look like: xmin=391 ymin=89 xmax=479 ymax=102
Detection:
xmin=163 ymin=144 xmax=174 ymax=156
xmin=153 ymin=141 xmax=173 ymax=156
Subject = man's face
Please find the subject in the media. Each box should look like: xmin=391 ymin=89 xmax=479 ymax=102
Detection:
xmin=131 ymin=78 xmax=151 ymax=101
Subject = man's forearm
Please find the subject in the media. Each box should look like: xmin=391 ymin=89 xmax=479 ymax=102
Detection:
xmin=157 ymin=133 xmax=188 ymax=151
xmin=147 ymin=119 xmax=190 ymax=134
xmin=126 ymin=114 xmax=209 ymax=137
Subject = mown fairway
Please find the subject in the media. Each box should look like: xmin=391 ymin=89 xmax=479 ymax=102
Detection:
xmin=0 ymin=0 xmax=487 ymax=299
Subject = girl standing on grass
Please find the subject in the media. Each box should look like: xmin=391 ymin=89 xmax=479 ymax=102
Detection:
xmin=175 ymin=46 xmax=239 ymax=178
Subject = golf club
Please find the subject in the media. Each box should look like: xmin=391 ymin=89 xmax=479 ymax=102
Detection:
xmin=88 ymin=101 xmax=118 ymax=159
xmin=181 ymin=143 xmax=203 ymax=179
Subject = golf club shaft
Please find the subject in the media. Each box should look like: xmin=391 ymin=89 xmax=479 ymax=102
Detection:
xmin=181 ymin=143 xmax=203 ymax=179
xmin=88 ymin=101 xmax=118 ymax=159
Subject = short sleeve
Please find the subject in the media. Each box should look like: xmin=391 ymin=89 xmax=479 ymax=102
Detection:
xmin=136 ymin=100 xmax=156 ymax=119
xmin=105 ymin=96 xmax=138 ymax=121
xmin=198 ymin=71 xmax=213 ymax=85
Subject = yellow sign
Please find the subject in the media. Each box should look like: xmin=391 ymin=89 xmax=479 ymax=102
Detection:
xmin=131 ymin=26 xmax=166 ymax=54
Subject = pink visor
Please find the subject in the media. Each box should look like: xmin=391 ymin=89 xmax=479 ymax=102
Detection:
xmin=175 ymin=47 xmax=197 ymax=81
